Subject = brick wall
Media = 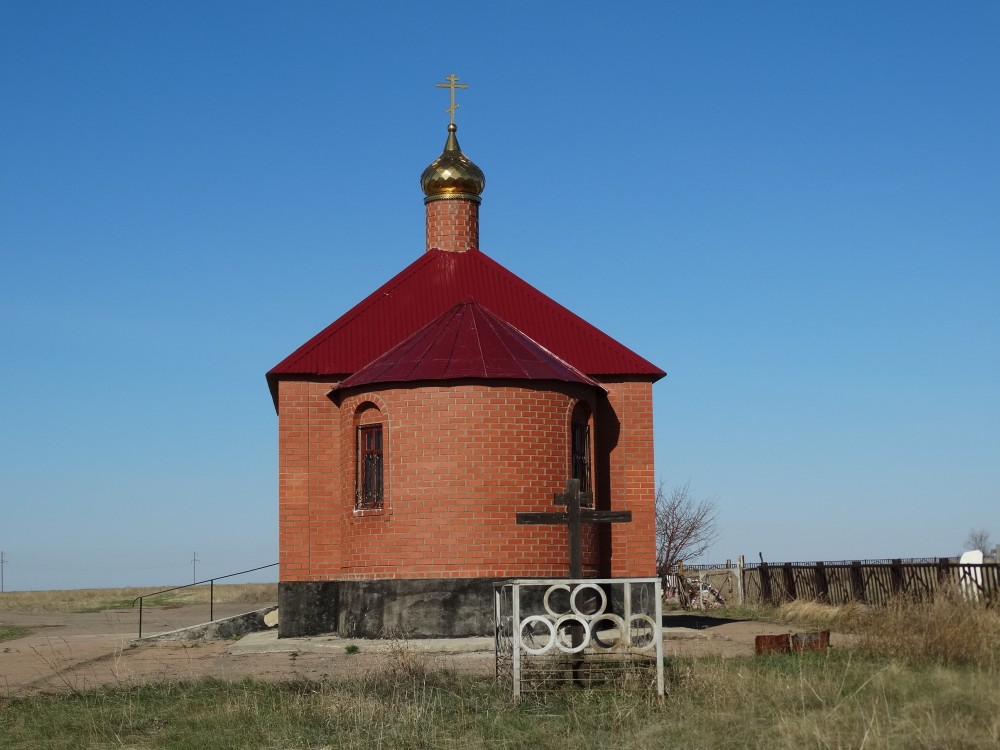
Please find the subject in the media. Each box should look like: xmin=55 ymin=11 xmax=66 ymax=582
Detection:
xmin=602 ymin=378 xmax=658 ymax=577
xmin=425 ymin=198 xmax=479 ymax=253
xmin=277 ymin=379 xmax=341 ymax=581
xmin=276 ymin=377 xmax=656 ymax=582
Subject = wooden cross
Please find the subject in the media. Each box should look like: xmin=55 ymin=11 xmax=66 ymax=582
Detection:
xmin=436 ymin=73 xmax=469 ymax=125
xmin=517 ymin=478 xmax=632 ymax=579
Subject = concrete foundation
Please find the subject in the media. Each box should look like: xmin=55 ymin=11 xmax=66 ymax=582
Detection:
xmin=278 ymin=578 xmax=498 ymax=639
xmin=138 ymin=607 xmax=277 ymax=643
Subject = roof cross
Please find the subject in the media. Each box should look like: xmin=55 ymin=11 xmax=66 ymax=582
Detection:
xmin=436 ymin=73 xmax=469 ymax=125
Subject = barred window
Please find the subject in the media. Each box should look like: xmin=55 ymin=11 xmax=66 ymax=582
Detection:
xmin=571 ymin=421 xmax=591 ymax=496
xmin=357 ymin=424 xmax=383 ymax=509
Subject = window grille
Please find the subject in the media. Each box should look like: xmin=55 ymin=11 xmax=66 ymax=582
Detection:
xmin=571 ymin=422 xmax=591 ymax=497
xmin=357 ymin=424 xmax=383 ymax=509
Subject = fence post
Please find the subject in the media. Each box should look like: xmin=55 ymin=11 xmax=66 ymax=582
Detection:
xmin=511 ymin=584 xmax=521 ymax=699
xmin=889 ymin=559 xmax=904 ymax=597
xmin=759 ymin=562 xmax=773 ymax=605
xmin=737 ymin=555 xmax=745 ymax=605
xmin=782 ymin=563 xmax=797 ymax=601
xmin=815 ymin=561 xmax=829 ymax=603
xmin=849 ymin=561 xmax=867 ymax=604
xmin=937 ymin=557 xmax=951 ymax=590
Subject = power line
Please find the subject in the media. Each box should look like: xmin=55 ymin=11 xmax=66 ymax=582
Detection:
xmin=10 ymin=562 xmax=188 ymax=572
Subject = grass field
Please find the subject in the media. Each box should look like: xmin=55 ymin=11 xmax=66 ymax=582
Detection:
xmin=1 ymin=588 xmax=998 ymax=749
xmin=0 ymin=582 xmax=278 ymax=614
xmin=1 ymin=650 xmax=998 ymax=749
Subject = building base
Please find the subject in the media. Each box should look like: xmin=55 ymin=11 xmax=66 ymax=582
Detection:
xmin=278 ymin=578 xmax=499 ymax=639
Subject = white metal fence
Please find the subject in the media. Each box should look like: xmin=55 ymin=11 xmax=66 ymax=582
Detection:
xmin=494 ymin=578 xmax=664 ymax=698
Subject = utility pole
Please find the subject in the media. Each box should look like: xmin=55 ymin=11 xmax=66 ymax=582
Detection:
xmin=1 ymin=551 xmax=6 ymax=593
xmin=191 ymin=552 xmax=199 ymax=584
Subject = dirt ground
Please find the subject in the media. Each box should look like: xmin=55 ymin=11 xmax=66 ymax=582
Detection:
xmin=1 ymin=606 xmax=839 ymax=697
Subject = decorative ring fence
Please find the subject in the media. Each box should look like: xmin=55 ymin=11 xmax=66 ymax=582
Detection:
xmin=495 ymin=578 xmax=663 ymax=698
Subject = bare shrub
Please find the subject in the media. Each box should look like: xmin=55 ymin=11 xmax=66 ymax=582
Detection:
xmin=655 ymin=482 xmax=720 ymax=576
xmin=964 ymin=528 xmax=992 ymax=554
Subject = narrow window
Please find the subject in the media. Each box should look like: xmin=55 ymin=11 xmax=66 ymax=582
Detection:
xmin=571 ymin=421 xmax=591 ymax=495
xmin=357 ymin=424 xmax=383 ymax=509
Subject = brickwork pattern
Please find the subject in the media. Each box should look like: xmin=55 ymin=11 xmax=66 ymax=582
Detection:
xmin=277 ymin=377 xmax=657 ymax=582
xmin=278 ymin=379 xmax=341 ymax=581
xmin=603 ymin=379 xmax=657 ymax=578
xmin=425 ymin=198 xmax=479 ymax=253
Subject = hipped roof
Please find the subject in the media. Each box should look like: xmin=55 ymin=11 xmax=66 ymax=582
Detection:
xmin=267 ymin=247 xmax=664 ymax=405
xmin=330 ymin=299 xmax=604 ymax=400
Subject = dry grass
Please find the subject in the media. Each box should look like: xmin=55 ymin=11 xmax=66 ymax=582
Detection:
xmin=0 ymin=583 xmax=278 ymax=614
xmin=3 ymin=651 xmax=999 ymax=749
xmin=762 ymin=598 xmax=865 ymax=630
xmin=857 ymin=588 xmax=1000 ymax=668
xmin=719 ymin=598 xmax=865 ymax=631
xmin=3 ymin=588 xmax=999 ymax=747
xmin=721 ymin=589 xmax=1000 ymax=669
xmin=666 ymin=651 xmax=1000 ymax=749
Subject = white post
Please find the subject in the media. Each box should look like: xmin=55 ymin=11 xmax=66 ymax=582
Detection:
xmin=624 ymin=579 xmax=633 ymax=646
xmin=511 ymin=583 xmax=522 ymax=699
xmin=653 ymin=579 xmax=665 ymax=697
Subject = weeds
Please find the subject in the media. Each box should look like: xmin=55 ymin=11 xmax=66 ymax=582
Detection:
xmin=717 ymin=598 xmax=864 ymax=631
xmin=856 ymin=587 xmax=1000 ymax=668
xmin=2 ymin=652 xmax=999 ymax=749
xmin=3 ymin=589 xmax=998 ymax=748
xmin=0 ymin=625 xmax=31 ymax=642
xmin=721 ymin=588 xmax=1000 ymax=670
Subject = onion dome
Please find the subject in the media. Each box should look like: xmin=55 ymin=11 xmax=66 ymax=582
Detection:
xmin=420 ymin=124 xmax=485 ymax=204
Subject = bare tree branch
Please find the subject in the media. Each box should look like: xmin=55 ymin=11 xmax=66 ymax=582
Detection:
xmin=655 ymin=481 xmax=720 ymax=577
xmin=964 ymin=529 xmax=992 ymax=554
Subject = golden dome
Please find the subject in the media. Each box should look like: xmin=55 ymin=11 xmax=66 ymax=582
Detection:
xmin=420 ymin=124 xmax=485 ymax=204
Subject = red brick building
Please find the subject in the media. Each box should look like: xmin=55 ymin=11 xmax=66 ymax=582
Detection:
xmin=267 ymin=114 xmax=665 ymax=638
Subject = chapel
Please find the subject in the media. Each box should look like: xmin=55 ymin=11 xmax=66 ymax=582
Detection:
xmin=267 ymin=78 xmax=665 ymax=638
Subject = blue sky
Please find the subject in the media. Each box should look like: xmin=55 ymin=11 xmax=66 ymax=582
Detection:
xmin=1 ymin=2 xmax=997 ymax=590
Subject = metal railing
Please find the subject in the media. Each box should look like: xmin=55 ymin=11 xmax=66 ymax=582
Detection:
xmin=131 ymin=563 xmax=277 ymax=638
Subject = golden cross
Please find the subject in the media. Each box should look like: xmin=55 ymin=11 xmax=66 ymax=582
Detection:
xmin=436 ymin=73 xmax=469 ymax=125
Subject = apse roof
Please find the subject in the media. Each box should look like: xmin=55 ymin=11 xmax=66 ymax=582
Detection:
xmin=267 ymin=247 xmax=664 ymax=401
xmin=330 ymin=299 xmax=604 ymax=399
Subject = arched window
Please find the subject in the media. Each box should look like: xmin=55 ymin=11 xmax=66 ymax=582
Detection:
xmin=570 ymin=401 xmax=593 ymax=502
xmin=355 ymin=403 xmax=383 ymax=510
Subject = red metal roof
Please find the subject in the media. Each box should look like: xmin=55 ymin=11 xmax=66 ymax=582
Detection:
xmin=331 ymin=299 xmax=604 ymax=398
xmin=268 ymin=248 xmax=664 ymax=396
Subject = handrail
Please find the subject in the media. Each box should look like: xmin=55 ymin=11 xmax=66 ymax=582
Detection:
xmin=131 ymin=563 xmax=277 ymax=638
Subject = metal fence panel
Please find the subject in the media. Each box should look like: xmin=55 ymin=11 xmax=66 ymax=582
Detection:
xmin=495 ymin=578 xmax=663 ymax=698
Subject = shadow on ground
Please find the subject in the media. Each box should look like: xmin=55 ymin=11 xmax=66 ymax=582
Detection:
xmin=662 ymin=613 xmax=748 ymax=629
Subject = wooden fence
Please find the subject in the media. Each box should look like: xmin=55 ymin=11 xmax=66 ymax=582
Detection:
xmin=679 ymin=558 xmax=1000 ymax=607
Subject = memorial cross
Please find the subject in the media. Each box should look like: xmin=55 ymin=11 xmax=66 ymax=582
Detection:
xmin=516 ymin=478 xmax=632 ymax=579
